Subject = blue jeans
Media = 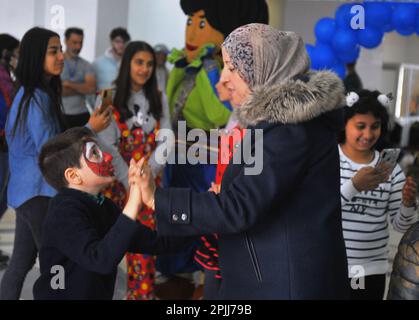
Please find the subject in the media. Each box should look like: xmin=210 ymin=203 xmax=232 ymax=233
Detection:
xmin=0 ymin=151 xmax=8 ymax=219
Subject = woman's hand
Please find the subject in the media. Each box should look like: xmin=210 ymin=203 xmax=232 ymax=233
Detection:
xmin=352 ymin=166 xmax=391 ymax=192
xmin=402 ymin=176 xmax=418 ymax=208
xmin=88 ymin=106 xmax=112 ymax=133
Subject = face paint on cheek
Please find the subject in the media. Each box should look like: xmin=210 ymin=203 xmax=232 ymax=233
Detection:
xmin=83 ymin=141 xmax=115 ymax=177
xmin=86 ymin=152 xmax=114 ymax=177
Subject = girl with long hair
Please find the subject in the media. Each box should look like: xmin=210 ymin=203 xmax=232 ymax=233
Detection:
xmin=96 ymin=41 xmax=171 ymax=300
xmin=0 ymin=27 xmax=110 ymax=300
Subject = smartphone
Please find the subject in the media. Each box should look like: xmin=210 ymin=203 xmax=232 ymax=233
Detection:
xmin=98 ymin=88 xmax=113 ymax=114
xmin=376 ymin=148 xmax=401 ymax=172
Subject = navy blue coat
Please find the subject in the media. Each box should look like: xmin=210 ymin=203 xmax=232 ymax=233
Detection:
xmin=155 ymin=71 xmax=350 ymax=299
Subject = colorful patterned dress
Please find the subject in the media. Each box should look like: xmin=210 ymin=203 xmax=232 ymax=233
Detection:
xmin=103 ymin=108 xmax=161 ymax=300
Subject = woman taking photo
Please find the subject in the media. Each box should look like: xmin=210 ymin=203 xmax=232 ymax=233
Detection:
xmin=0 ymin=27 xmax=110 ymax=300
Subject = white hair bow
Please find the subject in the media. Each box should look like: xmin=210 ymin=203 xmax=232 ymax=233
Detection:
xmin=377 ymin=93 xmax=393 ymax=108
xmin=346 ymin=92 xmax=359 ymax=107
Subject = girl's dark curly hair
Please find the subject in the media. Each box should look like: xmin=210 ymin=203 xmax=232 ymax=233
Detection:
xmin=338 ymin=90 xmax=390 ymax=150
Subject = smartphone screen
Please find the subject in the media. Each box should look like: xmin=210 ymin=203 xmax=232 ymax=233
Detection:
xmin=98 ymin=89 xmax=113 ymax=113
xmin=376 ymin=148 xmax=401 ymax=172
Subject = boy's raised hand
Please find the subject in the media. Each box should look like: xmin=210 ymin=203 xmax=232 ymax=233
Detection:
xmin=136 ymin=158 xmax=156 ymax=210
xmin=123 ymin=158 xmax=145 ymax=221
xmin=128 ymin=158 xmax=139 ymax=186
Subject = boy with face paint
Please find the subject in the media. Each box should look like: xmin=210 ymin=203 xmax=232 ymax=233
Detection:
xmin=33 ymin=127 xmax=191 ymax=300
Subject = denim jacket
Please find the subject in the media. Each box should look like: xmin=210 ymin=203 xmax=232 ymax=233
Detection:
xmin=5 ymin=87 xmax=60 ymax=208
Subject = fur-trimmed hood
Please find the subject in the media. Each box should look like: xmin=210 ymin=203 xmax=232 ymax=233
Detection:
xmin=234 ymin=71 xmax=345 ymax=128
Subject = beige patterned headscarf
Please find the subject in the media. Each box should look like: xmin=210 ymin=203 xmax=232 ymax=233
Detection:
xmin=222 ymin=23 xmax=310 ymax=89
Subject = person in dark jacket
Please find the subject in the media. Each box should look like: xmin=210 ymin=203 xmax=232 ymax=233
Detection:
xmin=136 ymin=24 xmax=350 ymax=299
xmin=33 ymin=127 xmax=190 ymax=300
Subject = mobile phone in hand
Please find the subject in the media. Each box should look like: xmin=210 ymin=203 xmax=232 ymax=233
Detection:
xmin=98 ymin=88 xmax=113 ymax=114
xmin=376 ymin=148 xmax=401 ymax=173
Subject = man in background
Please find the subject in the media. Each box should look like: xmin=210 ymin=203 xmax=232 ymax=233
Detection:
xmin=62 ymin=28 xmax=96 ymax=127
xmin=154 ymin=44 xmax=170 ymax=92
xmin=93 ymin=27 xmax=131 ymax=90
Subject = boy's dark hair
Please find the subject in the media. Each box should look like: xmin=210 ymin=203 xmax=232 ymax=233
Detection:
xmin=180 ymin=0 xmax=269 ymax=37
xmin=110 ymin=28 xmax=131 ymax=42
xmin=39 ymin=127 xmax=94 ymax=191
xmin=338 ymin=90 xmax=390 ymax=149
xmin=65 ymin=28 xmax=84 ymax=40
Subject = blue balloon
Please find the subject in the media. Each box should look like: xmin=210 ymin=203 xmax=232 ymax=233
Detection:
xmin=311 ymin=44 xmax=337 ymax=69
xmin=382 ymin=22 xmax=395 ymax=33
xmin=315 ymin=17 xmax=336 ymax=44
xmin=337 ymin=46 xmax=361 ymax=64
xmin=332 ymin=28 xmax=358 ymax=53
xmin=335 ymin=3 xmax=354 ymax=29
xmin=305 ymin=44 xmax=315 ymax=56
xmin=331 ymin=63 xmax=346 ymax=80
xmin=365 ymin=2 xmax=392 ymax=29
xmin=396 ymin=26 xmax=415 ymax=36
xmin=305 ymin=44 xmax=315 ymax=68
xmin=392 ymin=4 xmax=416 ymax=31
xmin=357 ymin=27 xmax=384 ymax=49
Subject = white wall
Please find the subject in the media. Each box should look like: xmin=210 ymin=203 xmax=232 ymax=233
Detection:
xmin=0 ymin=0 xmax=36 ymax=39
xmin=128 ymin=0 xmax=185 ymax=51
xmin=283 ymin=0 xmax=419 ymax=93
xmin=43 ymin=0 xmax=99 ymax=62
xmin=0 ymin=0 xmax=99 ymax=62
xmin=95 ymin=0 xmax=129 ymax=58
xmin=283 ymin=0 xmax=341 ymax=43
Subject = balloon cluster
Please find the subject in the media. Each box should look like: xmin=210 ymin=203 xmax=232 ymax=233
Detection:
xmin=307 ymin=1 xmax=419 ymax=79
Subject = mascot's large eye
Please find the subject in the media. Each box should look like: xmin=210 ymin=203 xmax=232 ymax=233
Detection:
xmin=187 ymin=17 xmax=192 ymax=26
xmin=199 ymin=20 xmax=206 ymax=29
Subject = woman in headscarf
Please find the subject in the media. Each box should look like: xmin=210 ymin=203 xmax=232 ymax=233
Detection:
xmin=137 ymin=24 xmax=350 ymax=299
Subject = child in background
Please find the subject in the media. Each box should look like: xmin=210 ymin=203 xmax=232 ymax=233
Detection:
xmin=338 ymin=90 xmax=418 ymax=300
xmin=96 ymin=41 xmax=172 ymax=300
xmin=33 ymin=127 xmax=189 ymax=300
